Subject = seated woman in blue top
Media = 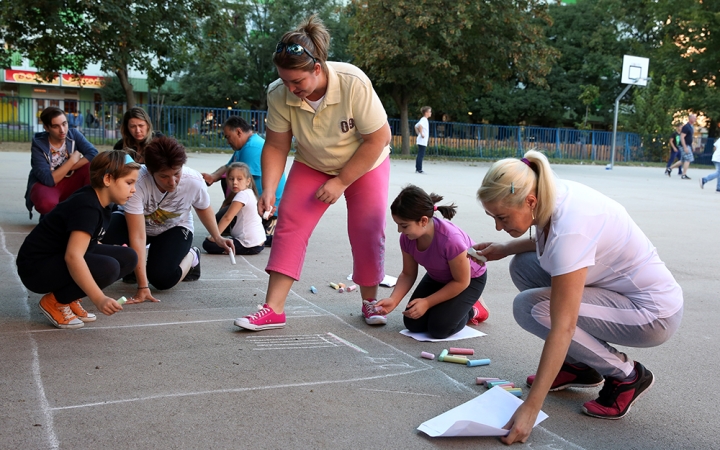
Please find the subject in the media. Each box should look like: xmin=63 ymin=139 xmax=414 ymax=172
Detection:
xmin=24 ymin=106 xmax=98 ymax=219
xmin=374 ymin=185 xmax=489 ymax=338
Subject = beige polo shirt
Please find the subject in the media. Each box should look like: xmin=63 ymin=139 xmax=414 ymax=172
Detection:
xmin=266 ymin=61 xmax=390 ymax=175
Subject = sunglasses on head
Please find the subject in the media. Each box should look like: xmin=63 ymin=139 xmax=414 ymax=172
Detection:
xmin=275 ymin=42 xmax=317 ymax=64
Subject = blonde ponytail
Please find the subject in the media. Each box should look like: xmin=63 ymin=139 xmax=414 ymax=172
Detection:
xmin=476 ymin=150 xmax=556 ymax=228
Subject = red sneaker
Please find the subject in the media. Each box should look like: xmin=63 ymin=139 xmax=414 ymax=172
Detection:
xmin=234 ymin=304 xmax=286 ymax=331
xmin=527 ymin=362 xmax=604 ymax=391
xmin=468 ymin=297 xmax=489 ymax=325
xmin=582 ymin=361 xmax=654 ymax=419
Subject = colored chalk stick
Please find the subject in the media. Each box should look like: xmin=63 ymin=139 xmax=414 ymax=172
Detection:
xmin=466 ymin=358 xmax=491 ymax=367
xmin=499 ymin=383 xmax=518 ymax=389
xmin=117 ymin=296 xmax=127 ymax=305
xmin=329 ymin=282 xmax=339 ymax=290
xmin=486 ymin=380 xmax=512 ymax=388
xmin=504 ymin=389 xmax=523 ymax=397
xmin=438 ymin=349 xmax=449 ymax=361
xmin=441 ymin=355 xmax=469 ymax=365
xmin=420 ymin=351 xmax=435 ymax=360
xmin=310 ymin=286 xmax=317 ymax=294
xmin=476 ymin=377 xmax=502 ymax=385
xmin=449 ymin=347 xmax=474 ymax=355
xmin=347 ymin=285 xmax=358 ymax=292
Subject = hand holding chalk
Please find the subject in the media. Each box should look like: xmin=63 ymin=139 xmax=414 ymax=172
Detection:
xmin=117 ymin=296 xmax=127 ymax=305
xmin=262 ymin=210 xmax=271 ymax=220
xmin=467 ymin=247 xmax=487 ymax=263
xmin=228 ymin=251 xmax=236 ymax=265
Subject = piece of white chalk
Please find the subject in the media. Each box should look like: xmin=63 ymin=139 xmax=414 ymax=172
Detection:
xmin=229 ymin=252 xmax=236 ymax=265
xmin=117 ymin=296 xmax=127 ymax=305
xmin=263 ymin=210 xmax=271 ymax=220
xmin=467 ymin=247 xmax=488 ymax=263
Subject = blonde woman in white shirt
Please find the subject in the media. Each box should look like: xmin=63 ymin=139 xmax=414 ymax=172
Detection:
xmin=475 ymin=150 xmax=683 ymax=444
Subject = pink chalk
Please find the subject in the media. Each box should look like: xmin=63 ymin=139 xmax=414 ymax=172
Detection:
xmin=476 ymin=377 xmax=501 ymax=385
xmin=420 ymin=351 xmax=435 ymax=360
xmin=449 ymin=347 xmax=474 ymax=355
xmin=498 ymin=382 xmax=515 ymax=388
xmin=347 ymin=285 xmax=358 ymax=292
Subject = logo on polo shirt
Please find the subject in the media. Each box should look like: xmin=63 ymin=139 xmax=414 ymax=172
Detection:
xmin=340 ymin=118 xmax=355 ymax=133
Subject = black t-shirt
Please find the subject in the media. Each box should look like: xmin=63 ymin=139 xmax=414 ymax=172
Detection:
xmin=670 ymin=132 xmax=680 ymax=149
xmin=681 ymin=123 xmax=694 ymax=147
xmin=17 ymin=186 xmax=110 ymax=266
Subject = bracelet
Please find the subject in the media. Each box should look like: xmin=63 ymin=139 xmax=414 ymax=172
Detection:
xmin=137 ymin=286 xmax=149 ymax=290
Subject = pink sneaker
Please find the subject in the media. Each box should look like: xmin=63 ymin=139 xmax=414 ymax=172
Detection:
xmin=362 ymin=299 xmax=387 ymax=325
xmin=234 ymin=304 xmax=286 ymax=331
xmin=468 ymin=297 xmax=489 ymax=325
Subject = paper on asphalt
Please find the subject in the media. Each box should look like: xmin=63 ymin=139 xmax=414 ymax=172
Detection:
xmin=417 ymin=386 xmax=549 ymax=437
xmin=400 ymin=325 xmax=486 ymax=342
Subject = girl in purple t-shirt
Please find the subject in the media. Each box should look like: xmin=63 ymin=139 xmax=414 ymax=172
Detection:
xmin=374 ymin=185 xmax=489 ymax=339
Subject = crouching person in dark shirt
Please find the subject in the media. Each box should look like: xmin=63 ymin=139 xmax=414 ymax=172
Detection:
xmin=16 ymin=150 xmax=141 ymax=329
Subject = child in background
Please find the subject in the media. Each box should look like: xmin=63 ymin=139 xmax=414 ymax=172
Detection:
xmin=203 ymin=162 xmax=266 ymax=255
xmin=374 ymin=185 xmax=489 ymax=338
xmin=16 ymin=150 xmax=140 ymax=329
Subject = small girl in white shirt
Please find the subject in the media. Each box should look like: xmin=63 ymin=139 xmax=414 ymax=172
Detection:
xmin=203 ymin=162 xmax=266 ymax=255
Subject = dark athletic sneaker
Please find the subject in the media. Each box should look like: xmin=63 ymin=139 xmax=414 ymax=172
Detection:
xmin=527 ymin=362 xmax=604 ymax=392
xmin=582 ymin=361 xmax=655 ymax=420
xmin=182 ymin=247 xmax=201 ymax=282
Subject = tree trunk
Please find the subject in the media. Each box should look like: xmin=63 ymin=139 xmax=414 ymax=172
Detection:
xmin=116 ymin=68 xmax=136 ymax=109
xmin=392 ymin=91 xmax=412 ymax=155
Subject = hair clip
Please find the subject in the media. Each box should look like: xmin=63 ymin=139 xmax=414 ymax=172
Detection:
xmin=510 ymin=182 xmax=515 ymax=194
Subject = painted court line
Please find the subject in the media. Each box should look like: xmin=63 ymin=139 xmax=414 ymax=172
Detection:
xmin=247 ymin=334 xmax=339 ymax=350
xmin=50 ymin=368 xmax=432 ymax=411
xmin=1 ymin=227 xmax=59 ymax=449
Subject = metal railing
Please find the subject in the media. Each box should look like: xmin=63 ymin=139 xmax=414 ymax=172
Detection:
xmin=0 ymin=95 xmax=675 ymax=163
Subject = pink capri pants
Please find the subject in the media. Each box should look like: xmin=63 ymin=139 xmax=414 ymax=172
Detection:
xmin=267 ymin=157 xmax=390 ymax=286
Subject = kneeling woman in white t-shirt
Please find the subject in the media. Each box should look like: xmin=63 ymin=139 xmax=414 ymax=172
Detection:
xmin=475 ymin=150 xmax=683 ymax=444
xmin=203 ymin=162 xmax=266 ymax=255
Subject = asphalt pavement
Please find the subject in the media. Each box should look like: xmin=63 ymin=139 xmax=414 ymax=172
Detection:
xmin=1 ymin=150 xmax=718 ymax=449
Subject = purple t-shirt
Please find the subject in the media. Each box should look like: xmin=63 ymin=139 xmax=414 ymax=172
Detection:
xmin=400 ymin=217 xmax=486 ymax=283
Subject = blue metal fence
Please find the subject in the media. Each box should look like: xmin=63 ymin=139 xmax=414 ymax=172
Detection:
xmin=0 ymin=95 xmax=654 ymax=162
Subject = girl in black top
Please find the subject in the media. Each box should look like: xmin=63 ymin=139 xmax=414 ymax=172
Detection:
xmin=17 ymin=150 xmax=141 ymax=329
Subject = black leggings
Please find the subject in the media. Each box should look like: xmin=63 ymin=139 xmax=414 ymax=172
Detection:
xmin=403 ymin=272 xmax=487 ymax=339
xmin=202 ymin=237 xmax=263 ymax=255
xmin=18 ymin=244 xmax=137 ymax=304
xmin=102 ymin=213 xmax=193 ymax=290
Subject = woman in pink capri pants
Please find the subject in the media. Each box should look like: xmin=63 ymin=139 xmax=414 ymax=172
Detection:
xmin=234 ymin=15 xmax=392 ymax=331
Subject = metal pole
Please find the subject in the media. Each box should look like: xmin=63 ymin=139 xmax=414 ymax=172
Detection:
xmin=609 ymin=83 xmax=634 ymax=170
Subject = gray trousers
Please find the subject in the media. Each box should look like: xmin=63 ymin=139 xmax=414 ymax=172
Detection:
xmin=510 ymin=252 xmax=683 ymax=379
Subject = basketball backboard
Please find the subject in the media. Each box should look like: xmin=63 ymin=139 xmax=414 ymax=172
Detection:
xmin=621 ymin=55 xmax=650 ymax=86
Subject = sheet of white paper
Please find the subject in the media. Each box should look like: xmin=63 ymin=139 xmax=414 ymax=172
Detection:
xmin=417 ymin=386 xmax=549 ymax=437
xmin=400 ymin=326 xmax=486 ymax=342
xmin=347 ymin=273 xmax=398 ymax=287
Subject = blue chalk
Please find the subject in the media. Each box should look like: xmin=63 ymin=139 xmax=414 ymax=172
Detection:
xmin=310 ymin=286 xmax=318 ymax=294
xmin=466 ymin=358 xmax=491 ymax=367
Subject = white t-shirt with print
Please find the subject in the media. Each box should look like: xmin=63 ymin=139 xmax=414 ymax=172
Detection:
xmin=124 ymin=166 xmax=211 ymax=236
xmin=415 ymin=117 xmax=429 ymax=146
xmin=229 ymin=189 xmax=266 ymax=248
xmin=536 ymin=179 xmax=682 ymax=318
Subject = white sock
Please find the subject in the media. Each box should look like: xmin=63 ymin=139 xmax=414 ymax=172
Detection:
xmin=190 ymin=248 xmax=199 ymax=267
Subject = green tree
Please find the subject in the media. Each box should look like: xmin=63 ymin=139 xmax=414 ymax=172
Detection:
xmin=653 ymin=0 xmax=720 ymax=136
xmin=350 ymin=0 xmax=556 ymax=154
xmin=179 ymin=0 xmax=352 ymax=110
xmin=0 ymin=1 xmax=218 ymax=108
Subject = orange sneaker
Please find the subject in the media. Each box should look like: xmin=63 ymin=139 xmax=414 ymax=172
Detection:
xmin=69 ymin=300 xmax=96 ymax=322
xmin=38 ymin=293 xmax=84 ymax=329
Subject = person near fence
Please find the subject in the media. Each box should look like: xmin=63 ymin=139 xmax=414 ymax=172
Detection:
xmin=113 ymin=107 xmax=163 ymax=163
xmin=700 ymin=138 xmax=720 ymax=191
xmin=75 ymin=111 xmax=84 ymax=133
xmin=201 ymin=116 xmax=286 ymax=245
xmin=374 ymin=185 xmax=489 ymax=338
xmin=203 ymin=162 xmax=266 ymax=255
xmin=664 ymin=124 xmax=682 ymax=176
xmin=16 ymin=150 xmax=140 ymax=329
xmin=102 ymin=136 xmax=234 ymax=302
xmin=414 ymin=106 xmax=431 ymax=173
xmin=475 ymin=150 xmax=683 ymax=444
xmin=233 ymin=15 xmax=392 ymax=331
xmin=85 ymin=109 xmax=97 ymax=129
xmin=667 ymin=114 xmax=697 ymax=179
xmin=24 ymin=106 xmax=98 ymax=219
